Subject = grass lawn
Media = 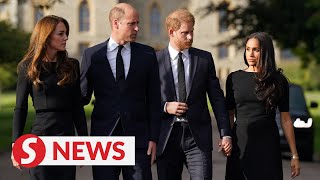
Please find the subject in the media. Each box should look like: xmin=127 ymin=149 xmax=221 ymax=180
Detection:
xmin=305 ymin=91 xmax=320 ymax=154
xmin=0 ymin=91 xmax=93 ymax=151
xmin=0 ymin=92 xmax=34 ymax=151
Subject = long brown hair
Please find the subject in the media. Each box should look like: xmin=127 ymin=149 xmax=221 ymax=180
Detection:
xmin=244 ymin=32 xmax=286 ymax=111
xmin=19 ymin=15 xmax=76 ymax=88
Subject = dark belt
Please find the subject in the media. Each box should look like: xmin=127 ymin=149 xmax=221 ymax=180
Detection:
xmin=173 ymin=121 xmax=189 ymax=127
xmin=36 ymin=108 xmax=72 ymax=113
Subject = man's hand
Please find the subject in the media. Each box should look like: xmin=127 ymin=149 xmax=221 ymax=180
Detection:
xmin=166 ymin=102 xmax=188 ymax=116
xmin=218 ymin=137 xmax=232 ymax=156
xmin=147 ymin=141 xmax=157 ymax=165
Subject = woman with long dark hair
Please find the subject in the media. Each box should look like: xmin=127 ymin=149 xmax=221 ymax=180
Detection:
xmin=225 ymin=32 xmax=300 ymax=180
xmin=11 ymin=15 xmax=88 ymax=180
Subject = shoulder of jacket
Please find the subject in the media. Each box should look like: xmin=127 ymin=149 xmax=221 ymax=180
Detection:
xmin=190 ymin=47 xmax=211 ymax=55
xmin=132 ymin=42 xmax=155 ymax=51
xmin=85 ymin=42 xmax=106 ymax=53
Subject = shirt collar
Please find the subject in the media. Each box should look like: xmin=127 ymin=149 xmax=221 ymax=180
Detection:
xmin=168 ymin=43 xmax=189 ymax=61
xmin=108 ymin=37 xmax=131 ymax=52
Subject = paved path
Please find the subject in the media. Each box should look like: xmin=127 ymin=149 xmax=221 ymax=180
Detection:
xmin=1 ymin=118 xmax=320 ymax=180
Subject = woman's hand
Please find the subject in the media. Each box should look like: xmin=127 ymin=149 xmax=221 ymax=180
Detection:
xmin=291 ymin=158 xmax=300 ymax=178
xmin=11 ymin=143 xmax=21 ymax=170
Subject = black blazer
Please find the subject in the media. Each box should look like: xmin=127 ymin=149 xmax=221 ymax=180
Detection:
xmin=80 ymin=40 xmax=161 ymax=148
xmin=156 ymin=47 xmax=231 ymax=155
xmin=13 ymin=59 xmax=88 ymax=142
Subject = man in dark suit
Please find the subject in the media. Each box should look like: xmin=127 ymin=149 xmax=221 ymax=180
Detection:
xmin=80 ymin=3 xmax=160 ymax=180
xmin=156 ymin=9 xmax=232 ymax=180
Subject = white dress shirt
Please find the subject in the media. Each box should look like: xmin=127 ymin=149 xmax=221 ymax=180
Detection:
xmin=165 ymin=44 xmax=232 ymax=139
xmin=106 ymin=37 xmax=131 ymax=79
xmin=168 ymin=43 xmax=190 ymax=100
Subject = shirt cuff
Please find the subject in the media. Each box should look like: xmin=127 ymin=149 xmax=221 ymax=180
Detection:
xmin=163 ymin=102 xmax=168 ymax=113
xmin=222 ymin=136 xmax=232 ymax=139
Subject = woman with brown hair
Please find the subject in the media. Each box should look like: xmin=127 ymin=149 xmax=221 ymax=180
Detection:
xmin=225 ymin=32 xmax=300 ymax=180
xmin=11 ymin=15 xmax=88 ymax=180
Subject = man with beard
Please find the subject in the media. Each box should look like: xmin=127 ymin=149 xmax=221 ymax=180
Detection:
xmin=156 ymin=9 xmax=232 ymax=180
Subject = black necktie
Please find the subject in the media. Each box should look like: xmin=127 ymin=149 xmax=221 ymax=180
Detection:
xmin=178 ymin=52 xmax=186 ymax=102
xmin=116 ymin=45 xmax=125 ymax=82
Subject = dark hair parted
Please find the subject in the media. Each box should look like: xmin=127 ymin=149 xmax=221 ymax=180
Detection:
xmin=244 ymin=32 xmax=287 ymax=111
xmin=18 ymin=15 xmax=76 ymax=88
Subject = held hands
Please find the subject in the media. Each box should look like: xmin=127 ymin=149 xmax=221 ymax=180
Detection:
xmin=166 ymin=102 xmax=188 ymax=116
xmin=147 ymin=141 xmax=157 ymax=165
xmin=11 ymin=151 xmax=21 ymax=170
xmin=290 ymin=156 xmax=300 ymax=178
xmin=11 ymin=143 xmax=21 ymax=170
xmin=218 ymin=137 xmax=232 ymax=156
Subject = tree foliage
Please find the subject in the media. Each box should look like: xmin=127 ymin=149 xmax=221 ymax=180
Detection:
xmin=199 ymin=0 xmax=320 ymax=67
xmin=0 ymin=21 xmax=30 ymax=64
xmin=0 ymin=21 xmax=30 ymax=89
xmin=0 ymin=63 xmax=17 ymax=90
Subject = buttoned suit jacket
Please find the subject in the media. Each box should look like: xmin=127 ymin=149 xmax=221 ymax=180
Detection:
xmin=156 ymin=47 xmax=231 ymax=156
xmin=80 ymin=40 xmax=161 ymax=148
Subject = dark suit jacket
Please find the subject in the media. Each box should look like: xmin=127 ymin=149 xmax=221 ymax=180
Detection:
xmin=156 ymin=47 xmax=231 ymax=156
xmin=80 ymin=40 xmax=161 ymax=149
xmin=13 ymin=59 xmax=88 ymax=142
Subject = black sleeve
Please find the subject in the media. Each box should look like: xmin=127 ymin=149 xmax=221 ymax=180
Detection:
xmin=80 ymin=49 xmax=93 ymax=105
xmin=146 ymin=49 xmax=161 ymax=143
xmin=72 ymin=60 xmax=88 ymax=136
xmin=12 ymin=62 xmax=31 ymax=142
xmin=206 ymin=54 xmax=231 ymax=137
xmin=226 ymin=72 xmax=236 ymax=110
xmin=278 ymin=75 xmax=289 ymax=112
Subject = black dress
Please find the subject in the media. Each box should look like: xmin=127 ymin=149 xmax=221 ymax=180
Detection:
xmin=225 ymin=70 xmax=289 ymax=180
xmin=12 ymin=59 xmax=88 ymax=180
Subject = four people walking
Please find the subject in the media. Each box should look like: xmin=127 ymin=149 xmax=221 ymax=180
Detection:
xmin=11 ymin=3 xmax=300 ymax=180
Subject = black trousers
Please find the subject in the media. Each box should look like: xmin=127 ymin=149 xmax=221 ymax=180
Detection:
xmin=92 ymin=120 xmax=152 ymax=180
xmin=157 ymin=123 xmax=212 ymax=180
xmin=29 ymin=165 xmax=75 ymax=180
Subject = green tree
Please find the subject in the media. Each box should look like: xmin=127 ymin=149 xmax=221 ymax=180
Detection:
xmin=199 ymin=0 xmax=320 ymax=67
xmin=0 ymin=21 xmax=30 ymax=90
xmin=0 ymin=21 xmax=30 ymax=64
xmin=0 ymin=64 xmax=16 ymax=90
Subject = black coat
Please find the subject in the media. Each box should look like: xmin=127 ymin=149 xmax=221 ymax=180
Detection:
xmin=13 ymin=59 xmax=88 ymax=141
xmin=80 ymin=40 xmax=161 ymax=149
xmin=156 ymin=47 xmax=231 ymax=156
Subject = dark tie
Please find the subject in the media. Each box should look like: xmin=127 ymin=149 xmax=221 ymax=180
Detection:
xmin=116 ymin=45 xmax=125 ymax=82
xmin=178 ymin=52 xmax=186 ymax=102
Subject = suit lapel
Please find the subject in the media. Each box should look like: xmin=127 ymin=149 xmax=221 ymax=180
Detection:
xmin=187 ymin=48 xmax=198 ymax=100
xmin=95 ymin=40 xmax=116 ymax=83
xmin=126 ymin=42 xmax=138 ymax=82
xmin=163 ymin=48 xmax=177 ymax=101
